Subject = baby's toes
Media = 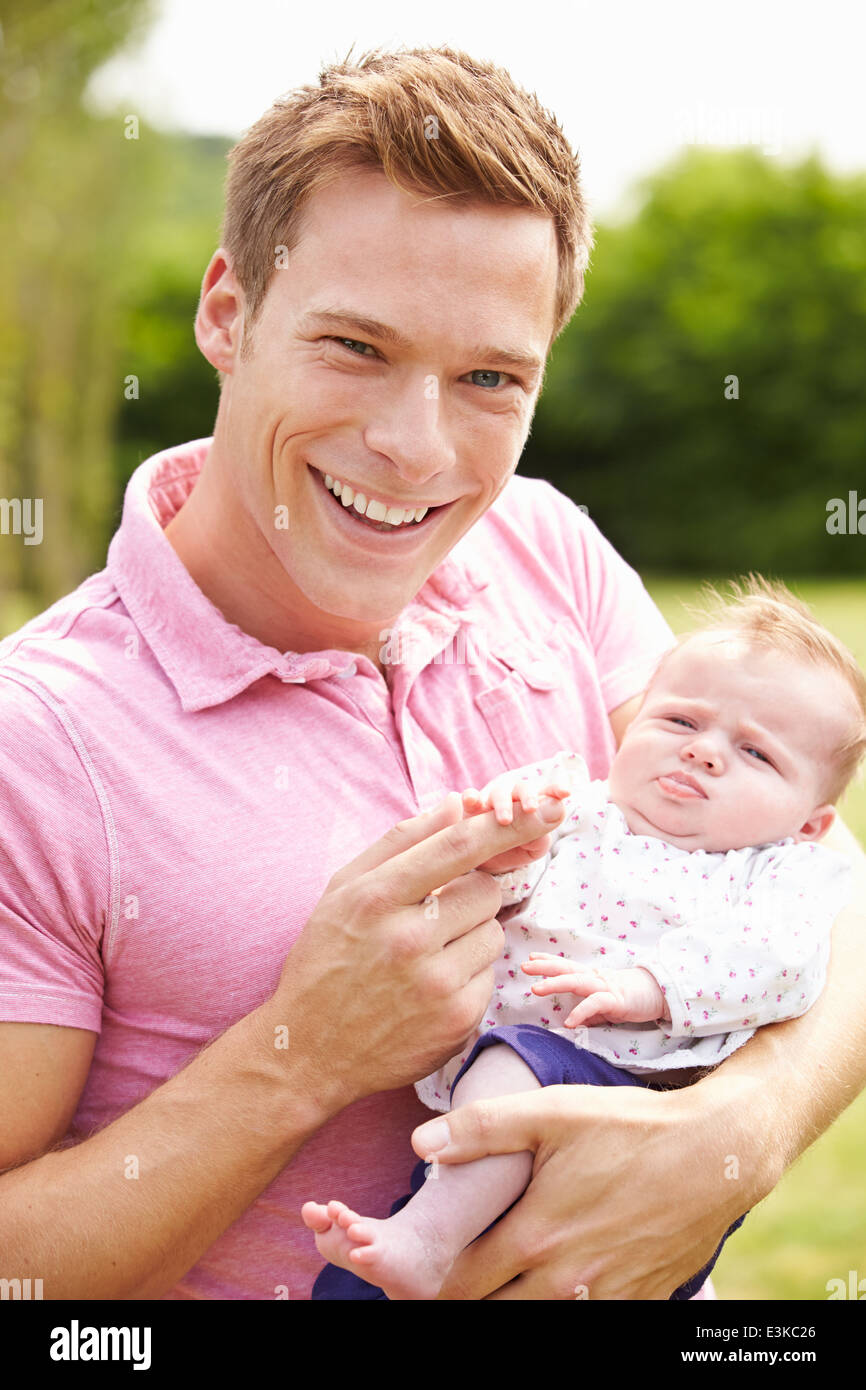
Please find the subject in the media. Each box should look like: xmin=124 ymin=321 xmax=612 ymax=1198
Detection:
xmin=333 ymin=1203 xmax=364 ymax=1233
xmin=344 ymin=1217 xmax=376 ymax=1247
xmin=300 ymin=1201 xmax=332 ymax=1233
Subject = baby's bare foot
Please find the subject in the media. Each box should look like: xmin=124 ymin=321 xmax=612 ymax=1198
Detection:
xmin=301 ymin=1197 xmax=454 ymax=1300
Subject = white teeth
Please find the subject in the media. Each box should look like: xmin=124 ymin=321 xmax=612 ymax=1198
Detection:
xmin=321 ymin=470 xmax=434 ymax=527
xmin=319 ymin=472 xmax=433 ymax=525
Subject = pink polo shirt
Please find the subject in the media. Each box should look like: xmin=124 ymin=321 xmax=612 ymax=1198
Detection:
xmin=0 ymin=437 xmax=676 ymax=1300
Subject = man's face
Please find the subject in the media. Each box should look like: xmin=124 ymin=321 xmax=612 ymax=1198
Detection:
xmin=213 ymin=168 xmax=558 ymax=628
xmin=607 ymin=635 xmax=847 ymax=852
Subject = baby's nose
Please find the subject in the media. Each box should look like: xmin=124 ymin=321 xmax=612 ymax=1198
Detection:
xmin=683 ymin=741 xmax=720 ymax=771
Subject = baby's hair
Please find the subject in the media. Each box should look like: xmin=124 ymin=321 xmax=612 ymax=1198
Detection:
xmin=663 ymin=574 xmax=866 ymax=803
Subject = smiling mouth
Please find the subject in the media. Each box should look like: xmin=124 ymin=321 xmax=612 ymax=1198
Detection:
xmin=311 ymin=465 xmax=445 ymax=532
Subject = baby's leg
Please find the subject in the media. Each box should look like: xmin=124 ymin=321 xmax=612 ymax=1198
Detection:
xmin=302 ymin=1043 xmax=539 ymax=1300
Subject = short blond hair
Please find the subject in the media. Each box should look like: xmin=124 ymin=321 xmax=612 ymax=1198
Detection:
xmin=673 ymin=575 xmax=866 ymax=803
xmin=220 ymin=45 xmax=592 ymax=366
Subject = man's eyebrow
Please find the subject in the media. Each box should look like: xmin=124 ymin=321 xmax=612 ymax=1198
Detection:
xmin=299 ymin=308 xmax=544 ymax=376
xmin=300 ymin=309 xmax=413 ymax=350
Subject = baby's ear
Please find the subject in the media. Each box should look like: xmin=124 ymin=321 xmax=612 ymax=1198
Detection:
xmin=796 ymin=804 xmax=836 ymax=843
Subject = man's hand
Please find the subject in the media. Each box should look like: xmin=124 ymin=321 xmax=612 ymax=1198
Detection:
xmin=264 ymin=791 xmax=567 ymax=1114
xmin=461 ymin=771 xmax=572 ymax=875
xmin=522 ymin=954 xmax=670 ymax=1026
xmin=411 ymin=1080 xmax=761 ymax=1300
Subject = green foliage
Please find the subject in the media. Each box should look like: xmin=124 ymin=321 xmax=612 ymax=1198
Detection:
xmin=524 ymin=148 xmax=866 ymax=575
xmin=0 ymin=0 xmax=221 ymax=601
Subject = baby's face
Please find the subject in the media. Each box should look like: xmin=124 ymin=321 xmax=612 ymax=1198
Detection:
xmin=608 ymin=635 xmax=852 ymax=852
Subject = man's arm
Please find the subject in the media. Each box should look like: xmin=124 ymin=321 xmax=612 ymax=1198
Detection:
xmin=0 ymin=1007 xmax=328 ymax=1299
xmin=0 ymin=793 xmax=566 ymax=1299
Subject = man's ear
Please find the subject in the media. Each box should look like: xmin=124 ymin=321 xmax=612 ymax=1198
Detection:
xmin=194 ymin=249 xmax=245 ymax=375
xmin=796 ymin=804 xmax=836 ymax=842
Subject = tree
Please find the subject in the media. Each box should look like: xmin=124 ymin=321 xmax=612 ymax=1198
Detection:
xmin=524 ymin=148 xmax=866 ymax=575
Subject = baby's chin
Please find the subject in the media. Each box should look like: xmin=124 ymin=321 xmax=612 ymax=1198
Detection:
xmin=611 ymin=796 xmax=730 ymax=852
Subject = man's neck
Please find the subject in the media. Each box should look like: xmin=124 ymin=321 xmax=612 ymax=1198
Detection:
xmin=164 ymin=450 xmax=391 ymax=674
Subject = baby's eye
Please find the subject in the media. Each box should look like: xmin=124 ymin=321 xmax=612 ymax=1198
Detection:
xmin=668 ymin=717 xmax=694 ymax=728
xmin=744 ymin=746 xmax=771 ymax=764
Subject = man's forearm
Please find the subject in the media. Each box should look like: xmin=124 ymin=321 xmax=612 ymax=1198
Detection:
xmin=693 ymin=815 xmax=866 ymax=1193
xmin=0 ymin=1003 xmax=332 ymax=1299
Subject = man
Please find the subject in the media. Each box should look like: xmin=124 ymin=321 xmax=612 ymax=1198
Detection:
xmin=0 ymin=47 xmax=863 ymax=1301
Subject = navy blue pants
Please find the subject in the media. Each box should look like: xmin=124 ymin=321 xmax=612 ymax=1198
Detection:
xmin=312 ymin=1024 xmax=747 ymax=1300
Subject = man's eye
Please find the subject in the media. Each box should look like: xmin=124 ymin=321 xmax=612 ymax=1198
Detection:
xmin=467 ymin=369 xmax=509 ymax=389
xmin=334 ymin=337 xmax=376 ymax=356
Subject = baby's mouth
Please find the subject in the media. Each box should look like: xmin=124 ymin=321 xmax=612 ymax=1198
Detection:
xmin=657 ymin=771 xmax=707 ymax=799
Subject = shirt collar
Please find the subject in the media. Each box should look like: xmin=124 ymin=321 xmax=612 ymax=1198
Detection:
xmin=107 ymin=439 xmax=488 ymax=712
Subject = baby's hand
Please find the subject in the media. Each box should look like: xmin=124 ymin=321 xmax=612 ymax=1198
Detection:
xmin=521 ymin=954 xmax=670 ymax=1028
xmin=461 ymin=770 xmax=572 ymax=874
xmin=462 ymin=768 xmax=573 ymax=827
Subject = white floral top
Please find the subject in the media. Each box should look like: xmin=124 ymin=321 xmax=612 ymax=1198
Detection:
xmin=416 ymin=752 xmax=852 ymax=1112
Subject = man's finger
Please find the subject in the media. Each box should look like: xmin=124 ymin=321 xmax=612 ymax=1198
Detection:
xmin=411 ymin=1087 xmax=549 ymax=1165
xmin=328 ymin=791 xmax=464 ymax=888
xmin=364 ymin=798 xmax=566 ymax=908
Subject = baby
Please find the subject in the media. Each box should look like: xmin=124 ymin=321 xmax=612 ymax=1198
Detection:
xmin=303 ymin=578 xmax=866 ymax=1300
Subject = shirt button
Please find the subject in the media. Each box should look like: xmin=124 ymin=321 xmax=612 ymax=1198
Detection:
xmin=312 ymin=660 xmax=334 ymax=680
xmin=524 ymin=659 xmax=561 ymax=691
xmin=295 ymin=660 xmax=331 ymax=681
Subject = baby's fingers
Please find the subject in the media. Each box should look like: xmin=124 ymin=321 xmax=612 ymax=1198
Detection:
xmin=538 ymin=778 xmax=572 ymax=801
xmin=487 ymin=779 xmax=536 ymax=823
xmin=529 ymin=973 xmax=590 ymax=997
xmin=565 ymin=993 xmax=618 ymax=1028
xmin=521 ymin=955 xmax=581 ymax=977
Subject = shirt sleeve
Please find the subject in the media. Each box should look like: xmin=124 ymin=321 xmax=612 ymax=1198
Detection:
xmin=0 ymin=674 xmax=108 ymax=1032
xmin=493 ymin=854 xmax=550 ymax=906
xmin=640 ymin=842 xmax=852 ymax=1039
xmin=536 ymin=482 xmax=676 ymax=713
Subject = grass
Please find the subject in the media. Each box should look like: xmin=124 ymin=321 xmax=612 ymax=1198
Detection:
xmin=645 ymin=575 xmax=866 ymax=1301
xmin=3 ymin=576 xmax=864 ymax=1300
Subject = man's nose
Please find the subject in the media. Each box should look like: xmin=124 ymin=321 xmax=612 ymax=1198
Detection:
xmin=363 ymin=377 xmax=458 ymax=488
xmin=681 ymin=736 xmax=724 ymax=773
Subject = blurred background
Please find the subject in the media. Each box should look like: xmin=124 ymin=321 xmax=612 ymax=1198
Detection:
xmin=1 ymin=0 xmax=863 ymax=1299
